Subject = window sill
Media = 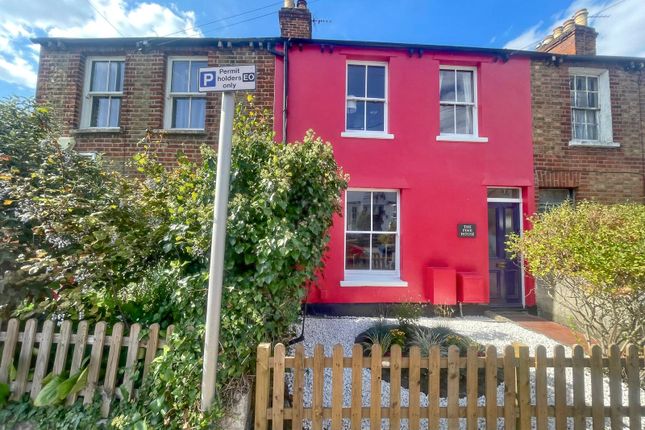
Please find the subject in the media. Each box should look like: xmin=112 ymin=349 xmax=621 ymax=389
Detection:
xmin=341 ymin=131 xmax=395 ymax=140
xmin=568 ymin=140 xmax=620 ymax=148
xmin=340 ymin=280 xmax=408 ymax=287
xmin=152 ymin=129 xmax=207 ymax=135
xmin=73 ymin=127 xmax=121 ymax=134
xmin=436 ymin=135 xmax=488 ymax=143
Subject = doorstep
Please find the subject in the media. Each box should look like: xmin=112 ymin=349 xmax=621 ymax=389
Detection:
xmin=484 ymin=310 xmax=588 ymax=350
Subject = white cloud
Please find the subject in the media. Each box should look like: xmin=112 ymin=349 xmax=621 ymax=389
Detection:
xmin=0 ymin=0 xmax=202 ymax=91
xmin=504 ymin=0 xmax=645 ymax=56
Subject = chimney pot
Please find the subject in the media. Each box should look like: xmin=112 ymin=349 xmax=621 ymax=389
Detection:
xmin=297 ymin=0 xmax=307 ymax=8
xmin=574 ymin=9 xmax=589 ymax=26
xmin=553 ymin=25 xmax=563 ymax=39
xmin=563 ymin=18 xmax=575 ymax=33
xmin=284 ymin=0 xmax=294 ymax=7
xmin=543 ymin=35 xmax=554 ymax=45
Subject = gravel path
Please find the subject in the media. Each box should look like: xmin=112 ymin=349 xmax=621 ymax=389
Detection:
xmin=285 ymin=316 xmax=645 ymax=430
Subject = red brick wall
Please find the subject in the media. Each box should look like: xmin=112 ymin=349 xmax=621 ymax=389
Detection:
xmin=537 ymin=26 xmax=597 ymax=56
xmin=278 ymin=8 xmax=312 ymax=38
xmin=35 ymin=42 xmax=276 ymax=168
xmin=531 ymin=58 xmax=645 ymax=204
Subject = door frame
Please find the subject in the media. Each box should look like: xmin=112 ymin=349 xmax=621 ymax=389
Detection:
xmin=487 ymin=187 xmax=525 ymax=308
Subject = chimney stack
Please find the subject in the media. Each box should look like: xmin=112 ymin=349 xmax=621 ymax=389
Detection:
xmin=536 ymin=8 xmax=597 ymax=56
xmin=279 ymin=0 xmax=312 ymax=39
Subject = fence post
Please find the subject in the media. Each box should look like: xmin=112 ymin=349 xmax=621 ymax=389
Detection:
xmin=271 ymin=343 xmax=285 ymax=430
xmin=292 ymin=344 xmax=305 ymax=429
xmin=0 ymin=319 xmax=19 ymax=384
xmin=535 ymin=345 xmax=548 ymax=430
xmin=331 ymin=344 xmax=344 ymax=430
xmin=572 ymin=345 xmax=586 ymax=430
xmin=626 ymin=344 xmax=641 ymax=430
xmin=30 ymin=320 xmax=55 ymax=399
xmin=370 ymin=344 xmax=383 ymax=428
xmin=11 ymin=319 xmax=37 ymax=400
xmin=351 ymin=344 xmax=364 ymax=429
xmin=254 ymin=343 xmax=271 ymax=430
xmin=517 ymin=346 xmax=530 ymax=430
xmin=485 ymin=345 xmax=498 ymax=428
xmin=447 ymin=345 xmax=460 ymax=430
xmin=409 ymin=345 xmax=421 ymax=430
xmin=503 ymin=345 xmax=517 ymax=430
xmin=609 ymin=344 xmax=622 ymax=430
xmin=553 ymin=345 xmax=567 ymax=430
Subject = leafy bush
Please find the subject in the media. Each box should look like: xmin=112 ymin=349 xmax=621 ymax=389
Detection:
xmin=0 ymin=97 xmax=348 ymax=428
xmin=507 ymin=201 xmax=645 ymax=353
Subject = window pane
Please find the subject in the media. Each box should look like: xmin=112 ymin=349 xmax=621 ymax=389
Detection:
xmin=346 ymin=100 xmax=365 ymax=130
xmin=439 ymin=70 xmax=455 ymax=102
xmin=189 ymin=97 xmax=206 ymax=129
xmin=190 ymin=61 xmax=207 ymax=92
xmin=372 ymin=192 xmax=397 ymax=232
xmin=90 ymin=97 xmax=110 ymax=127
xmin=487 ymin=188 xmax=520 ymax=199
xmin=346 ymin=233 xmax=370 ymax=270
xmin=108 ymin=61 xmax=124 ymax=92
xmin=456 ymin=70 xmax=473 ymax=103
xmin=440 ymin=105 xmax=455 ymax=134
xmin=108 ymin=97 xmax=120 ymax=127
xmin=372 ymin=234 xmax=396 ymax=270
xmin=587 ymin=123 xmax=598 ymax=140
xmin=575 ymin=92 xmax=588 ymax=108
xmin=171 ymin=61 xmax=189 ymax=93
xmin=365 ymin=101 xmax=384 ymax=131
xmin=569 ymin=76 xmax=575 ymax=90
xmin=573 ymin=123 xmax=584 ymax=140
xmin=346 ymin=191 xmax=371 ymax=231
xmin=172 ymin=97 xmax=190 ymax=128
xmin=347 ymin=65 xmax=365 ymax=97
xmin=538 ymin=189 xmax=572 ymax=212
xmin=455 ymin=105 xmax=473 ymax=134
xmin=366 ymin=66 xmax=385 ymax=99
xmin=587 ymin=92 xmax=598 ymax=108
xmin=575 ymin=76 xmax=585 ymax=91
xmin=91 ymin=61 xmax=109 ymax=92
xmin=587 ymin=76 xmax=598 ymax=91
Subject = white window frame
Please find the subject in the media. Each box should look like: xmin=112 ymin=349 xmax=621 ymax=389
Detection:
xmin=341 ymin=188 xmax=406 ymax=287
xmin=80 ymin=56 xmax=125 ymax=130
xmin=341 ymin=61 xmax=394 ymax=140
xmin=164 ymin=56 xmax=208 ymax=130
xmin=486 ymin=187 xmax=525 ymax=307
xmin=437 ymin=65 xmax=488 ymax=143
xmin=568 ymin=67 xmax=618 ymax=147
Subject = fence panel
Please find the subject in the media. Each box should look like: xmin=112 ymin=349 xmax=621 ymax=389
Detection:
xmin=0 ymin=318 xmax=174 ymax=417
xmin=256 ymin=341 xmax=645 ymax=430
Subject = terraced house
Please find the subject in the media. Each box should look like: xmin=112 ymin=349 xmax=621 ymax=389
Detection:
xmin=32 ymin=2 xmax=645 ymax=317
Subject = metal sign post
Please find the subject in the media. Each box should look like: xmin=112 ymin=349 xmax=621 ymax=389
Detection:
xmin=199 ymin=65 xmax=256 ymax=412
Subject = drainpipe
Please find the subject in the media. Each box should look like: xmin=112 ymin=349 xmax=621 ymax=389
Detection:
xmin=268 ymin=40 xmax=289 ymax=144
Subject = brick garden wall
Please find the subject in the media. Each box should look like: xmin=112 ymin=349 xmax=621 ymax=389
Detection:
xmin=35 ymin=42 xmax=276 ymax=168
xmin=531 ymin=58 xmax=645 ymax=204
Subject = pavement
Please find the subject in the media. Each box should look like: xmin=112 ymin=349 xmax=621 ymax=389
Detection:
xmin=484 ymin=309 xmax=589 ymax=350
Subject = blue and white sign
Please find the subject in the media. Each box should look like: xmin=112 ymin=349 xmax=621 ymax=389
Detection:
xmin=198 ymin=65 xmax=256 ymax=92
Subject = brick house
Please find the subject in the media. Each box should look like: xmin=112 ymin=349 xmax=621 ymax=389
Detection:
xmin=532 ymin=9 xmax=645 ymax=209
xmin=31 ymin=2 xmax=644 ymax=316
xmin=32 ymin=37 xmax=279 ymax=167
xmin=530 ymin=9 xmax=645 ymax=320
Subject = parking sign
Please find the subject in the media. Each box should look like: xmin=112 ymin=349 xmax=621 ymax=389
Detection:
xmin=198 ymin=65 xmax=256 ymax=92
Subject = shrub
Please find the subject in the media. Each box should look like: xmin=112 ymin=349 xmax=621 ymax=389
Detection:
xmin=0 ymin=97 xmax=348 ymax=428
xmin=507 ymin=201 xmax=645 ymax=353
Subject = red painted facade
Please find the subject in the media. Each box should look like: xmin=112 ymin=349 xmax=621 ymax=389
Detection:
xmin=275 ymin=43 xmax=536 ymax=307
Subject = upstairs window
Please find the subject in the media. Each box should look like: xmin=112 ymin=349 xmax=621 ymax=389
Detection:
xmin=440 ymin=67 xmax=478 ymax=136
xmin=81 ymin=58 xmax=124 ymax=129
xmin=568 ymin=68 xmax=616 ymax=147
xmin=570 ymin=75 xmax=599 ymax=141
xmin=165 ymin=58 xmax=207 ymax=129
xmin=345 ymin=62 xmax=387 ymax=134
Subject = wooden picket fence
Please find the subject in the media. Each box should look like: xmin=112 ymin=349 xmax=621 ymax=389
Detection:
xmin=0 ymin=318 xmax=174 ymax=417
xmin=255 ymin=342 xmax=645 ymax=430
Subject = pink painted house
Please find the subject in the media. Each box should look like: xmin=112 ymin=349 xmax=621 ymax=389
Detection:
xmin=275 ymin=5 xmax=535 ymax=311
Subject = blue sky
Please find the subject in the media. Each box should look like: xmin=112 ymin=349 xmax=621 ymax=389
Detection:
xmin=1 ymin=0 xmax=644 ymax=98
